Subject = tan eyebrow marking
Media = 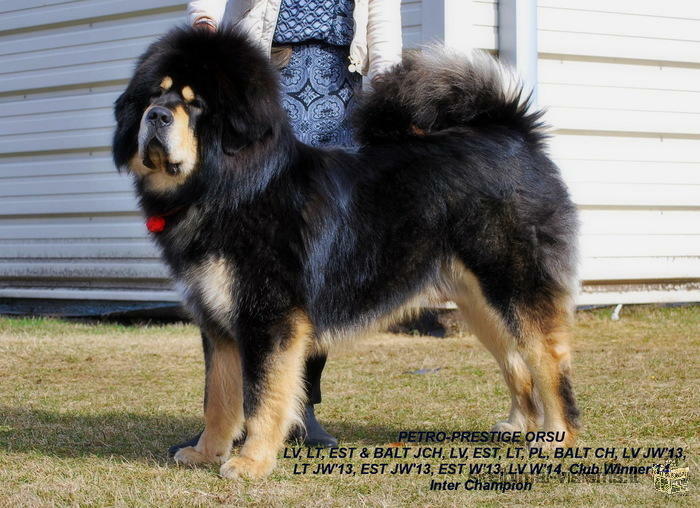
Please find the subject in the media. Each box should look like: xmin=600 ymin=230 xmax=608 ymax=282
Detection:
xmin=182 ymin=86 xmax=195 ymax=103
xmin=160 ymin=76 xmax=173 ymax=90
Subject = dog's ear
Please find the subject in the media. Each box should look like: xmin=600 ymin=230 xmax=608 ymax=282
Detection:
xmin=112 ymin=42 xmax=162 ymax=169
xmin=112 ymin=90 xmax=143 ymax=170
xmin=221 ymin=111 xmax=270 ymax=155
xmin=219 ymin=87 xmax=278 ymax=155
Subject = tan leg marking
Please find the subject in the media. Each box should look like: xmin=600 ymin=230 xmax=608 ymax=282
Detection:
xmin=174 ymin=339 xmax=244 ymax=465
xmin=220 ymin=311 xmax=313 ymax=479
xmin=448 ymin=261 xmax=542 ymax=433
xmin=518 ymin=298 xmax=579 ymax=446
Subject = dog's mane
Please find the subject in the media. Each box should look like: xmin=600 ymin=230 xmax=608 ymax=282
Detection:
xmin=114 ymin=26 xmax=301 ymax=214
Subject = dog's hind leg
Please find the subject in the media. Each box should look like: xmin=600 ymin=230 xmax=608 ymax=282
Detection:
xmin=450 ymin=263 xmax=579 ymax=445
xmin=450 ymin=267 xmax=542 ymax=434
xmin=517 ymin=300 xmax=580 ymax=446
xmin=174 ymin=334 xmax=244 ymax=465
xmin=220 ymin=309 xmax=312 ymax=479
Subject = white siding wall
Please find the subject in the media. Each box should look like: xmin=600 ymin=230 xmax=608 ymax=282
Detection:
xmin=405 ymin=0 xmax=497 ymax=51
xmin=1 ymin=0 xmax=697 ymax=306
xmin=0 ymin=1 xmax=188 ymax=303
xmin=537 ymin=0 xmax=700 ymax=303
xmin=472 ymin=0 xmax=498 ymax=51
xmin=0 ymin=0 xmax=432 ymax=304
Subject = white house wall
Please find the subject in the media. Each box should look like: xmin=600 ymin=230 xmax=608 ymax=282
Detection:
xmin=0 ymin=1 xmax=185 ymax=303
xmin=0 ymin=0 xmax=430 ymax=303
xmin=537 ymin=0 xmax=700 ymax=303
xmin=0 ymin=0 xmax=697 ymax=306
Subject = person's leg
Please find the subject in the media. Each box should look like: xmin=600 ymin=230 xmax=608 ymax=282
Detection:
xmin=290 ymin=354 xmax=338 ymax=447
xmin=304 ymin=354 xmax=325 ymax=405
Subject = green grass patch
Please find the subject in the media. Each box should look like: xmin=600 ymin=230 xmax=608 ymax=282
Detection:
xmin=0 ymin=305 xmax=698 ymax=506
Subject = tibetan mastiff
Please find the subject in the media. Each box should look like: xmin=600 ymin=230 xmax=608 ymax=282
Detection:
xmin=113 ymin=27 xmax=580 ymax=479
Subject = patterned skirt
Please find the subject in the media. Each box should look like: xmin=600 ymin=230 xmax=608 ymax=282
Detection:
xmin=277 ymin=43 xmax=361 ymax=148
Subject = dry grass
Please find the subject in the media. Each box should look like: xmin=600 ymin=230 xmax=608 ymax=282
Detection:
xmin=0 ymin=305 xmax=698 ymax=507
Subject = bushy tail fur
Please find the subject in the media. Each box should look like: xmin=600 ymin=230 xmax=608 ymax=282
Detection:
xmin=353 ymin=47 xmax=546 ymax=146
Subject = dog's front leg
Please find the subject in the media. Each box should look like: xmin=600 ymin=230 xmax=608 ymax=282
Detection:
xmin=174 ymin=333 xmax=244 ymax=465
xmin=220 ymin=309 xmax=312 ymax=479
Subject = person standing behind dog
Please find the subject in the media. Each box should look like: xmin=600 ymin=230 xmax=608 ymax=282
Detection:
xmin=186 ymin=0 xmax=402 ymax=447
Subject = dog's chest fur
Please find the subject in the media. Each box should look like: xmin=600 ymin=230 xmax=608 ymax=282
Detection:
xmin=176 ymin=255 xmax=238 ymax=329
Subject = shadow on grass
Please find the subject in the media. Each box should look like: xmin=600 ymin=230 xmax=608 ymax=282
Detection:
xmin=0 ymin=406 xmax=405 ymax=462
xmin=0 ymin=406 xmax=202 ymax=463
xmin=322 ymin=421 xmax=408 ymax=446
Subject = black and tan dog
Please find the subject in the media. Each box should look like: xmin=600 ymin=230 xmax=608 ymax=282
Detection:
xmin=113 ymin=27 xmax=580 ymax=479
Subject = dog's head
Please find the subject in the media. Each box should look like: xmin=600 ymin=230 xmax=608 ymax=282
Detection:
xmin=113 ymin=27 xmax=286 ymax=194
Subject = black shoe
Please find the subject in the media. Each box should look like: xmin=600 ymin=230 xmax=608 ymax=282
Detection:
xmin=291 ymin=405 xmax=338 ymax=448
xmin=168 ymin=431 xmax=202 ymax=457
xmin=413 ymin=310 xmax=446 ymax=337
xmin=389 ymin=310 xmax=446 ymax=337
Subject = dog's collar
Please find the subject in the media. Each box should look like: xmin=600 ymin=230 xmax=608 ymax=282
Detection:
xmin=145 ymin=205 xmax=188 ymax=233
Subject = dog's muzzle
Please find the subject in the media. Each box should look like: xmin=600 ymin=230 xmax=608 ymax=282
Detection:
xmin=146 ymin=106 xmax=173 ymax=128
xmin=141 ymin=107 xmax=181 ymax=175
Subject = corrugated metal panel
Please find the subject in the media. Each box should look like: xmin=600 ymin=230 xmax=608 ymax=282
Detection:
xmin=0 ymin=0 xmax=430 ymax=304
xmin=0 ymin=1 xmax=186 ymax=302
xmin=538 ymin=0 xmax=700 ymax=303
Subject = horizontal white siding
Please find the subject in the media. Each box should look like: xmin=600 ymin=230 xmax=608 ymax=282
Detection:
xmin=1 ymin=0 xmax=697 ymax=307
xmin=401 ymin=0 xmax=422 ymax=48
xmin=403 ymin=0 xmax=497 ymax=50
xmin=0 ymin=0 xmax=434 ymax=304
xmin=0 ymin=1 xmax=187 ymax=302
xmin=537 ymin=0 xmax=700 ymax=303
xmin=473 ymin=0 xmax=498 ymax=50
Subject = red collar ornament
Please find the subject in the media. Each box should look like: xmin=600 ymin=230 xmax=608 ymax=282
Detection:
xmin=145 ymin=205 xmax=186 ymax=233
xmin=145 ymin=215 xmax=167 ymax=233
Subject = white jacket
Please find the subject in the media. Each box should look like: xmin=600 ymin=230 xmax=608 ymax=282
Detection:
xmin=187 ymin=0 xmax=402 ymax=79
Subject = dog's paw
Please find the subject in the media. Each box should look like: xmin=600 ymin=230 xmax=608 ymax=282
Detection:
xmin=173 ymin=446 xmax=227 ymax=466
xmin=492 ymin=421 xmax=524 ymax=433
xmin=220 ymin=455 xmax=275 ymax=479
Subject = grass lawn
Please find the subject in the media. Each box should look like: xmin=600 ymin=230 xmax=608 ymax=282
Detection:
xmin=0 ymin=305 xmax=698 ymax=507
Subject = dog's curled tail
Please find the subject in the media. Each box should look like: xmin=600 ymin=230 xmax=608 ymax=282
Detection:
xmin=353 ymin=46 xmax=546 ymax=145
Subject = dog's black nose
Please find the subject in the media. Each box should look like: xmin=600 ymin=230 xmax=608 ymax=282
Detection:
xmin=146 ymin=106 xmax=173 ymax=127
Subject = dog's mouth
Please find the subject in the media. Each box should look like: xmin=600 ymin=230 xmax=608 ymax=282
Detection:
xmin=142 ymin=137 xmax=181 ymax=175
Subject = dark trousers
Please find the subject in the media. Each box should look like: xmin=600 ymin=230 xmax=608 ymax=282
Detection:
xmin=303 ymin=354 xmax=326 ymax=405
